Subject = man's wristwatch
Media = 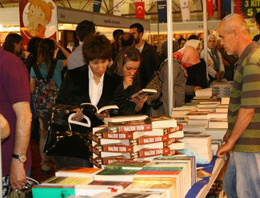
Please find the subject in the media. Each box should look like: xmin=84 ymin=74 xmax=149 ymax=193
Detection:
xmin=12 ymin=154 xmax=27 ymax=163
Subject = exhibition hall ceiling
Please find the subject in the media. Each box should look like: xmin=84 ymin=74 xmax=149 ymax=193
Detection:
xmin=0 ymin=0 xmax=217 ymax=22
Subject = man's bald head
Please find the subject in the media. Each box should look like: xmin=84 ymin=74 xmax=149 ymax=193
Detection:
xmin=219 ymin=14 xmax=249 ymax=36
xmin=181 ymin=46 xmax=200 ymax=65
xmin=218 ymin=14 xmax=251 ymax=56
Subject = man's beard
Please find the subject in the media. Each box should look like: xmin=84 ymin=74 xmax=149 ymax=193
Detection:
xmin=135 ymin=37 xmax=140 ymax=44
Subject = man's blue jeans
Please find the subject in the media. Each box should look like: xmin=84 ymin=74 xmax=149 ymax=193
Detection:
xmin=223 ymin=151 xmax=260 ymax=198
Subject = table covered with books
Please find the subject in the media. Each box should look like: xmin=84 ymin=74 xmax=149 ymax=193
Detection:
xmin=33 ymin=88 xmax=230 ymax=197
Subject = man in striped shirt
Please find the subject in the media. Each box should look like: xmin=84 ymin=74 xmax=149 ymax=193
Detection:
xmin=217 ymin=14 xmax=260 ymax=198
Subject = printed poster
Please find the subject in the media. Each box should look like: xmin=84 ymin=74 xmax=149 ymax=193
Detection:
xmin=19 ymin=0 xmax=58 ymax=46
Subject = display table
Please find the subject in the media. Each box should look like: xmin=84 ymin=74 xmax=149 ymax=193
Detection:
xmin=185 ymin=156 xmax=225 ymax=198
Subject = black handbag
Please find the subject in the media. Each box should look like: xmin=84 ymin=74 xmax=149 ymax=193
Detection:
xmin=44 ymin=105 xmax=92 ymax=159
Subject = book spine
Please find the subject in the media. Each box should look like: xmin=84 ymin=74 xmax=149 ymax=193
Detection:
xmin=138 ymin=135 xmax=169 ymax=145
xmin=165 ymin=149 xmax=184 ymax=156
xmin=164 ymin=138 xmax=182 ymax=146
xmin=103 ymin=144 xmax=135 ymax=152
xmin=108 ymin=124 xmax=153 ymax=133
xmin=94 ymin=131 xmax=135 ymax=140
xmin=138 ymin=147 xmax=171 ymax=158
xmin=163 ymin=124 xmax=183 ymax=134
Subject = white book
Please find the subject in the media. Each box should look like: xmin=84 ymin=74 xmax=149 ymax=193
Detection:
xmin=208 ymin=119 xmax=228 ymax=128
xmin=104 ymin=115 xmax=148 ymax=124
xmin=187 ymin=119 xmax=209 ymax=127
xmin=81 ymin=103 xmax=119 ymax=114
xmin=131 ymin=89 xmax=157 ymax=99
xmin=207 ymin=112 xmax=227 ymax=119
xmin=195 ymin=88 xmax=212 ymax=97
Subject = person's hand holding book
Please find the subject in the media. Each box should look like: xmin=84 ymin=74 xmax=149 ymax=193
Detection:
xmin=130 ymin=94 xmax=148 ymax=113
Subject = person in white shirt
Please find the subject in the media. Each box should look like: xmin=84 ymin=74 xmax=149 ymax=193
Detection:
xmin=200 ymin=34 xmax=225 ymax=83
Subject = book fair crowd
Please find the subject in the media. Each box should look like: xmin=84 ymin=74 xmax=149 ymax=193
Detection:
xmin=0 ymin=13 xmax=260 ymax=198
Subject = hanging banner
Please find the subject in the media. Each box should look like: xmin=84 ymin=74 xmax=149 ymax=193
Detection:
xmin=179 ymin=0 xmax=190 ymax=21
xmin=207 ymin=0 xmax=214 ymax=19
xmin=234 ymin=0 xmax=260 ymax=18
xmin=188 ymin=0 xmax=193 ymax=12
xmin=19 ymin=0 xmax=57 ymax=46
xmin=135 ymin=2 xmax=145 ymax=19
xmin=113 ymin=0 xmax=122 ymax=16
xmin=93 ymin=0 xmax=102 ymax=13
xmin=221 ymin=0 xmax=231 ymax=18
xmin=157 ymin=0 xmax=167 ymax=23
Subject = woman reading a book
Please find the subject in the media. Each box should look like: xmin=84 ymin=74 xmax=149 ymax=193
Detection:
xmin=110 ymin=46 xmax=148 ymax=115
xmin=54 ymin=35 xmax=122 ymax=168
xmin=57 ymin=35 xmax=121 ymax=127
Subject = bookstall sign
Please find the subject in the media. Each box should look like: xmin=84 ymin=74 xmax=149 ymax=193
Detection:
xmin=234 ymin=0 xmax=260 ymax=18
xmin=19 ymin=0 xmax=58 ymax=46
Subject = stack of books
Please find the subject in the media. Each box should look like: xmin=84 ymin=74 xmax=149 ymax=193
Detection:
xmin=131 ymin=156 xmax=196 ymax=197
xmin=182 ymin=135 xmax=213 ymax=163
xmin=212 ymin=84 xmax=231 ymax=98
xmin=91 ymin=116 xmax=185 ymax=168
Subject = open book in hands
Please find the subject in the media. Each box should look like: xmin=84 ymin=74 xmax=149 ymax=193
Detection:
xmin=130 ymin=89 xmax=157 ymax=99
xmin=80 ymin=103 xmax=119 ymax=115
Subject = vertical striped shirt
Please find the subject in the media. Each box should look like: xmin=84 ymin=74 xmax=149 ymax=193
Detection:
xmin=228 ymin=42 xmax=260 ymax=152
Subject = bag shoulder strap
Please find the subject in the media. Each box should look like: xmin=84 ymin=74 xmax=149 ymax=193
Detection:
xmin=46 ymin=59 xmax=57 ymax=81
xmin=33 ymin=60 xmax=57 ymax=83
xmin=158 ymin=58 xmax=168 ymax=72
xmin=32 ymin=62 xmax=44 ymax=81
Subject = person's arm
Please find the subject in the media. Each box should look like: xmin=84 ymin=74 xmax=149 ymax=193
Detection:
xmin=9 ymin=101 xmax=32 ymax=190
xmin=53 ymin=39 xmax=70 ymax=67
xmin=0 ymin=114 xmax=10 ymax=141
xmin=30 ymin=77 xmax=36 ymax=94
xmin=217 ymin=108 xmax=255 ymax=157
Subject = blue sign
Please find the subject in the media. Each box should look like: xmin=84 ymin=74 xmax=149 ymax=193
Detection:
xmin=157 ymin=0 xmax=167 ymax=23
xmin=93 ymin=0 xmax=102 ymax=13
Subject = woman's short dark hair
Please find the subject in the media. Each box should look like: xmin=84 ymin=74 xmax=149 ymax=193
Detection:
xmin=3 ymin=33 xmax=23 ymax=54
xmin=82 ymin=35 xmax=111 ymax=64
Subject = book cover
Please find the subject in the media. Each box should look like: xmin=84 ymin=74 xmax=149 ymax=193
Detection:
xmin=104 ymin=115 xmax=148 ymax=124
xmin=42 ymin=176 xmax=92 ymax=186
xmin=131 ymin=88 xmax=157 ymax=99
xmin=150 ymin=116 xmax=177 ymax=128
xmin=107 ymin=119 xmax=153 ymax=133
xmin=55 ymin=167 xmax=102 ymax=178
xmin=32 ymin=185 xmax=75 ymax=198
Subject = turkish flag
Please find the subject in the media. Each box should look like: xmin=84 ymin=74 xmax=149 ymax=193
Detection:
xmin=135 ymin=2 xmax=145 ymax=19
xmin=207 ymin=0 xmax=214 ymax=19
